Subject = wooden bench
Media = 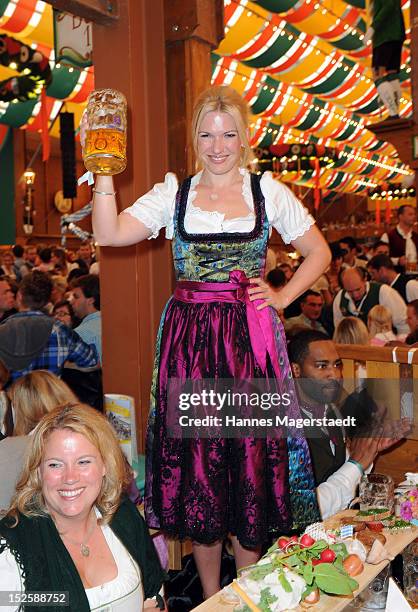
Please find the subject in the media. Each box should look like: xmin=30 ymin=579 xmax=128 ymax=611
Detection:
xmin=336 ymin=343 xmax=418 ymax=483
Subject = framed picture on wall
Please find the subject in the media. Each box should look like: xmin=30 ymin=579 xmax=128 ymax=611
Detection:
xmin=413 ymin=135 xmax=418 ymax=160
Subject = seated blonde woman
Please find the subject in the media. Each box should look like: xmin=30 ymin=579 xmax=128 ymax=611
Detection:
xmin=368 ymin=305 xmax=399 ymax=346
xmin=333 ymin=316 xmax=370 ymax=345
xmin=333 ymin=317 xmax=369 ymax=391
xmin=0 ymin=404 xmax=165 ymax=610
xmin=0 ymin=370 xmax=77 ymax=511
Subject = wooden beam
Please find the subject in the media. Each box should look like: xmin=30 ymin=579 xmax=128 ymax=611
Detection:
xmin=164 ymin=0 xmax=224 ymax=178
xmin=44 ymin=0 xmax=118 ymax=25
xmin=164 ymin=0 xmax=224 ymax=45
xmin=336 ymin=343 xmax=418 ymax=365
xmin=411 ymin=0 xmax=418 ymax=128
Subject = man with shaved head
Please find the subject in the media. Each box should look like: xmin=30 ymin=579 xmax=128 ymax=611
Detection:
xmin=333 ymin=266 xmax=408 ymax=335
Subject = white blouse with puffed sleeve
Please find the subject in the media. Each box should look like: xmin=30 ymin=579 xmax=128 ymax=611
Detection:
xmin=123 ymin=169 xmax=315 ymax=242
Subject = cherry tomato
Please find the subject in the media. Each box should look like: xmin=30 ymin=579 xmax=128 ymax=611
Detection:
xmin=277 ymin=537 xmax=288 ymax=549
xmin=320 ymin=549 xmax=336 ymax=563
xmin=288 ymin=535 xmax=298 ymax=543
xmin=299 ymin=534 xmax=316 ymax=548
xmin=312 ymin=558 xmax=323 ymax=566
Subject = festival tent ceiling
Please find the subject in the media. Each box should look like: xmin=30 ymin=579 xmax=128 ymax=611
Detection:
xmin=0 ymin=0 xmax=413 ymax=199
xmin=0 ymin=0 xmax=93 ymax=138
xmin=214 ymin=0 xmax=413 ymax=197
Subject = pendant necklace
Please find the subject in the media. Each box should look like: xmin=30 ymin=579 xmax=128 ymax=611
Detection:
xmin=59 ymin=512 xmax=97 ymax=557
xmin=209 ymin=192 xmax=219 ymax=201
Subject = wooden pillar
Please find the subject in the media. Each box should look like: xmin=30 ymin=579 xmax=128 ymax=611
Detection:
xmin=92 ymin=0 xmax=171 ymax=452
xmin=164 ymin=0 xmax=224 ymax=178
xmin=410 ymin=1 xmax=418 ymax=194
xmin=411 ymin=2 xmax=418 ymax=129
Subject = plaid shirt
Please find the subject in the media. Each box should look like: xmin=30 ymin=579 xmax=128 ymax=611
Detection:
xmin=8 ymin=311 xmax=99 ymax=383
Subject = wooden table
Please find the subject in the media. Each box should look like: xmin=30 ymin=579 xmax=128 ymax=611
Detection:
xmin=192 ymin=511 xmax=417 ymax=611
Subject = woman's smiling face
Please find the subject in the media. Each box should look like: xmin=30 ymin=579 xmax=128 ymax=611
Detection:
xmin=197 ymin=111 xmax=242 ymax=175
xmin=40 ymin=428 xmax=105 ymax=522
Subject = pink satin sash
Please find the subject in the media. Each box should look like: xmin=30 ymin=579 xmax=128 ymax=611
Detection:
xmin=174 ymin=270 xmax=281 ymax=378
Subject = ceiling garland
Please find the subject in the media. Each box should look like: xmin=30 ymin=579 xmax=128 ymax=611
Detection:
xmin=0 ymin=0 xmax=413 ymax=197
xmin=0 ymin=0 xmax=93 ymax=136
xmin=214 ymin=0 xmax=412 ymax=196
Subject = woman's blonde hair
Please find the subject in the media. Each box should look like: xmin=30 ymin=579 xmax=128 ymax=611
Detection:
xmin=8 ymin=403 xmax=131 ymax=525
xmin=333 ymin=316 xmax=369 ymax=345
xmin=8 ymin=370 xmax=77 ymax=436
xmin=191 ymin=85 xmax=252 ymax=169
xmin=368 ymin=305 xmax=393 ymax=336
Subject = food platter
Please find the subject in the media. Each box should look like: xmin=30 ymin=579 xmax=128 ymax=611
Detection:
xmin=192 ymin=510 xmax=417 ymax=611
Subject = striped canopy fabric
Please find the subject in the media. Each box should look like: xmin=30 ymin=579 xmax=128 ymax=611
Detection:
xmin=0 ymin=0 xmax=413 ymax=195
xmin=0 ymin=0 xmax=93 ymax=138
xmin=213 ymin=0 xmax=412 ymax=196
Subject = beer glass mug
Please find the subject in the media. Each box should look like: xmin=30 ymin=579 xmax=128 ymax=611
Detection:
xmin=82 ymin=89 xmax=127 ymax=175
xmin=359 ymin=473 xmax=395 ymax=513
xmin=403 ymin=541 xmax=418 ymax=607
xmin=347 ymin=565 xmax=390 ymax=610
xmin=406 ymin=254 xmax=417 ymax=274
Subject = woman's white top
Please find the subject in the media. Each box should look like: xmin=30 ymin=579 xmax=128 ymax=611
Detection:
xmin=0 ymin=512 xmax=143 ymax=612
xmin=123 ymin=169 xmax=314 ymax=242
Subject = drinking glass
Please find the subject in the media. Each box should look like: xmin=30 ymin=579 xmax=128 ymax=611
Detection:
xmin=403 ymin=541 xmax=418 ymax=607
xmin=406 ymin=253 xmax=418 ymax=273
xmin=347 ymin=565 xmax=390 ymax=610
xmin=82 ymin=88 xmax=127 ymax=175
xmin=359 ymin=473 xmax=395 ymax=514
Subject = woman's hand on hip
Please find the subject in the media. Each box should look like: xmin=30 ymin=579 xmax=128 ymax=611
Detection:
xmin=248 ymin=277 xmax=289 ymax=311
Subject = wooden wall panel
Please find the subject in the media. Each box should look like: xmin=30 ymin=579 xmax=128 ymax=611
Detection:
xmin=374 ymin=439 xmax=418 ymax=485
xmin=12 ymin=130 xmax=91 ymax=245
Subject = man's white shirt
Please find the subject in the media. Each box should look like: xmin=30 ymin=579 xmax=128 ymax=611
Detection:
xmin=333 ymin=282 xmax=409 ymax=334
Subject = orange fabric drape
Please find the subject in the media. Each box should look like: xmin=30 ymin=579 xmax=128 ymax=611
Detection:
xmin=385 ymin=199 xmax=391 ymax=224
xmin=314 ymin=157 xmax=321 ymax=210
xmin=40 ymin=88 xmax=50 ymax=161
xmin=375 ymin=199 xmax=381 ymax=225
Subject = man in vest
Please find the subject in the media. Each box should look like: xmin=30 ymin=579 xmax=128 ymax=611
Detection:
xmin=288 ymin=330 xmax=408 ymax=518
xmin=367 ymin=254 xmax=418 ymax=303
xmin=333 ymin=267 xmax=408 ymax=334
xmin=381 ymin=205 xmax=418 ymax=272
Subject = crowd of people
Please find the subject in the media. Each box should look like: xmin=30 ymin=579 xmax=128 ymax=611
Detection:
xmin=266 ymin=206 xmax=418 ymax=349
xmin=0 ymin=243 xmax=103 ymax=417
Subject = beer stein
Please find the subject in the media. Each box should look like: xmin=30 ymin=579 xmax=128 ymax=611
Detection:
xmin=359 ymin=473 xmax=395 ymax=514
xmin=82 ymin=88 xmax=127 ymax=175
xmin=346 ymin=565 xmax=390 ymax=610
xmin=403 ymin=541 xmax=418 ymax=606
